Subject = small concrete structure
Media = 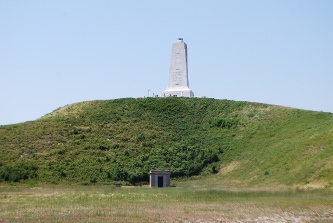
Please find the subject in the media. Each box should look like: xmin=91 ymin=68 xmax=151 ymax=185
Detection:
xmin=150 ymin=170 xmax=171 ymax=188
xmin=162 ymin=38 xmax=194 ymax=97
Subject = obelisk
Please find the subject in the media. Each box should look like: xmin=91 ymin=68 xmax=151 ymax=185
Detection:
xmin=162 ymin=38 xmax=194 ymax=97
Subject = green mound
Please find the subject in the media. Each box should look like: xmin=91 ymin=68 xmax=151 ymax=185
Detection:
xmin=1 ymin=98 xmax=332 ymax=188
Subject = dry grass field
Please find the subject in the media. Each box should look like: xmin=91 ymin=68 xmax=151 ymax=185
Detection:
xmin=1 ymin=184 xmax=333 ymax=223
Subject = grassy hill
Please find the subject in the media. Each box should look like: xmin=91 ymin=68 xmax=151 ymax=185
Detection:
xmin=0 ymin=97 xmax=332 ymax=189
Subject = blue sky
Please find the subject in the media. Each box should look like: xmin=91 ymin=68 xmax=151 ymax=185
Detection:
xmin=1 ymin=1 xmax=332 ymax=125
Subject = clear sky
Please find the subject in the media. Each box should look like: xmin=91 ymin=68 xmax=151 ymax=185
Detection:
xmin=1 ymin=1 xmax=332 ymax=125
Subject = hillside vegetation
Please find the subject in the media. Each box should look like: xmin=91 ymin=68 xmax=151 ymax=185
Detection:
xmin=0 ymin=98 xmax=332 ymax=188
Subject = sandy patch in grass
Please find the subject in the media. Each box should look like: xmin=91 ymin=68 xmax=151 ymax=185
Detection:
xmin=218 ymin=161 xmax=240 ymax=175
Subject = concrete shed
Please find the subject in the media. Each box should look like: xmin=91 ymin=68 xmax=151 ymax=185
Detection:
xmin=150 ymin=170 xmax=170 ymax=188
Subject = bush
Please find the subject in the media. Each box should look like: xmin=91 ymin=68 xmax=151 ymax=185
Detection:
xmin=0 ymin=161 xmax=38 ymax=182
xmin=164 ymin=146 xmax=219 ymax=177
xmin=210 ymin=118 xmax=239 ymax=129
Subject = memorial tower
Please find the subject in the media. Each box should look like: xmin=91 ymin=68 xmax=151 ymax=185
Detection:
xmin=162 ymin=38 xmax=194 ymax=97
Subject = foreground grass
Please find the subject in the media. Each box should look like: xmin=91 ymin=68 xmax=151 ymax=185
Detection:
xmin=1 ymin=184 xmax=333 ymax=223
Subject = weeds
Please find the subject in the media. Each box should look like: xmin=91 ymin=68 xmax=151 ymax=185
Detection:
xmin=0 ymin=185 xmax=332 ymax=222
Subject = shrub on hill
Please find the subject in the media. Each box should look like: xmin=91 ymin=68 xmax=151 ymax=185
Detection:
xmin=0 ymin=161 xmax=38 ymax=182
xmin=111 ymin=145 xmax=220 ymax=185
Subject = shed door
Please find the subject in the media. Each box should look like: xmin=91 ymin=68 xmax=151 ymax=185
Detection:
xmin=158 ymin=176 xmax=163 ymax=187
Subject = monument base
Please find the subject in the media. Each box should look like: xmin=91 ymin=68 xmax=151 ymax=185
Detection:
xmin=162 ymin=88 xmax=194 ymax=97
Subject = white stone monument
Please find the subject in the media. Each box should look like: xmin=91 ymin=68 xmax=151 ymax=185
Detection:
xmin=162 ymin=38 xmax=194 ymax=97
